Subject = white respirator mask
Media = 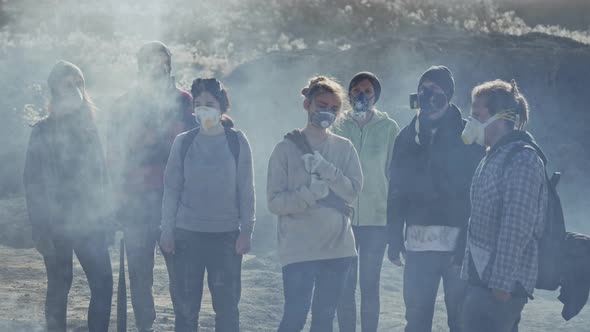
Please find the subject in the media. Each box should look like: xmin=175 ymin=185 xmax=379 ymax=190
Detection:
xmin=461 ymin=111 xmax=518 ymax=146
xmin=194 ymin=106 xmax=222 ymax=130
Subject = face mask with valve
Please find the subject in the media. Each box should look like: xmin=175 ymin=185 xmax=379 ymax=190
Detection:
xmin=310 ymin=107 xmax=336 ymax=129
xmin=461 ymin=110 xmax=518 ymax=146
xmin=194 ymin=106 xmax=221 ymax=130
xmin=411 ymin=88 xmax=448 ymax=115
xmin=351 ymin=93 xmax=370 ymax=121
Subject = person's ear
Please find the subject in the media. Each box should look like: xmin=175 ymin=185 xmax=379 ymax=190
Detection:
xmin=303 ymin=98 xmax=311 ymax=112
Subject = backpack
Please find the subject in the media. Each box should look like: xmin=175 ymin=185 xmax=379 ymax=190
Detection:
xmin=502 ymin=143 xmax=566 ymax=291
xmin=179 ymin=126 xmax=240 ymax=178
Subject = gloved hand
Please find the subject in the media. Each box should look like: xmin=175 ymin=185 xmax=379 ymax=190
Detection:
xmin=159 ymin=228 xmax=175 ymax=254
xmin=301 ymin=153 xmax=316 ymax=173
xmin=309 ymin=174 xmax=329 ymax=200
xmin=311 ymin=151 xmax=338 ymax=181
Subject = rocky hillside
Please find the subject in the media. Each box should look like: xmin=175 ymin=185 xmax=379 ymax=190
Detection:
xmin=225 ymin=29 xmax=590 ymax=232
xmin=2 ymin=29 xmax=590 ymax=248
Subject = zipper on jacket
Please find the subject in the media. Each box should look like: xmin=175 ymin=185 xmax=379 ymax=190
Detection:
xmin=356 ymin=125 xmax=365 ymax=227
xmin=352 ymin=116 xmax=378 ymax=227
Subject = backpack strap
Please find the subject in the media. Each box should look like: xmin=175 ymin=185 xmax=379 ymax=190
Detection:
xmin=501 ymin=143 xmax=557 ymax=189
xmin=224 ymin=126 xmax=241 ymax=167
xmin=284 ymin=129 xmax=314 ymax=154
xmin=180 ymin=126 xmax=241 ymax=179
xmin=180 ymin=127 xmax=200 ymax=176
xmin=501 ymin=144 xmax=533 ymax=175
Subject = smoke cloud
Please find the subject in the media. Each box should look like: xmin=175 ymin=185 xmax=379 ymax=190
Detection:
xmin=1 ymin=1 xmax=590 ymax=329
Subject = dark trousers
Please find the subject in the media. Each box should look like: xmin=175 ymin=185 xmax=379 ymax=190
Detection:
xmin=278 ymin=257 xmax=353 ymax=332
xmin=462 ymin=285 xmax=527 ymax=332
xmin=172 ymin=228 xmax=242 ymax=332
xmin=403 ymin=251 xmax=466 ymax=332
xmin=122 ymin=190 xmax=176 ymax=332
xmin=43 ymin=232 xmax=113 ymax=332
xmin=337 ymin=226 xmax=388 ymax=332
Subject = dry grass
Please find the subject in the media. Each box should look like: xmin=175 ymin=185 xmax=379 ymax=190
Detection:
xmin=0 ymin=210 xmax=588 ymax=331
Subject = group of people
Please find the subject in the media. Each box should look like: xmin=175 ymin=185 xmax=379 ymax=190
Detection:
xmin=23 ymin=40 xmax=549 ymax=332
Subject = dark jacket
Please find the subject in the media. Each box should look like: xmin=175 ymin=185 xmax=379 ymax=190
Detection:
xmin=559 ymin=232 xmax=590 ymax=321
xmin=23 ymin=111 xmax=111 ymax=240
xmin=107 ymin=80 xmax=194 ymax=199
xmin=387 ymin=105 xmax=484 ymax=261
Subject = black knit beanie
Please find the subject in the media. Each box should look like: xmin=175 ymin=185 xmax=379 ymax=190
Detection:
xmin=349 ymin=71 xmax=381 ymax=104
xmin=418 ymin=65 xmax=455 ymax=101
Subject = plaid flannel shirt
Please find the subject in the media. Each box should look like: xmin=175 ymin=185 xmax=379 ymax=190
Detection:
xmin=461 ymin=140 xmax=547 ymax=294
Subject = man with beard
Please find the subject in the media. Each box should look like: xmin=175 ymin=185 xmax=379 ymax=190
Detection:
xmin=107 ymin=41 xmax=194 ymax=332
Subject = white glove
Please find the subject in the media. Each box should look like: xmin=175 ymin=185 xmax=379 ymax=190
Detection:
xmin=312 ymin=151 xmax=338 ymax=181
xmin=309 ymin=174 xmax=329 ymax=200
xmin=301 ymin=153 xmax=316 ymax=173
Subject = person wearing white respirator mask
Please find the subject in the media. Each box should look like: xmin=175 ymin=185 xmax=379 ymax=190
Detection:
xmin=332 ymin=72 xmax=400 ymax=332
xmin=194 ymin=105 xmax=222 ymax=130
xmin=461 ymin=110 xmax=518 ymax=147
xmin=267 ymin=75 xmax=362 ymax=332
xmin=160 ymin=78 xmax=255 ymax=332
xmin=461 ymin=80 xmax=548 ymax=332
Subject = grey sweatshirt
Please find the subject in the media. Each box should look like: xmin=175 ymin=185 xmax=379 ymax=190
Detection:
xmin=267 ymin=132 xmax=363 ymax=267
xmin=161 ymin=129 xmax=255 ymax=233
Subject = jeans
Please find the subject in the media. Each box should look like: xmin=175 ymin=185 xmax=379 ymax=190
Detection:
xmin=403 ymin=251 xmax=466 ymax=332
xmin=43 ymin=232 xmax=113 ymax=332
xmin=337 ymin=226 xmax=388 ymax=332
xmin=462 ymin=284 xmax=527 ymax=332
xmin=121 ymin=190 xmax=176 ymax=332
xmin=278 ymin=257 xmax=353 ymax=332
xmin=172 ymin=229 xmax=242 ymax=332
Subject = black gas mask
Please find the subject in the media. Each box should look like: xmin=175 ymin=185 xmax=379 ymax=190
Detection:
xmin=410 ymin=88 xmax=448 ymax=114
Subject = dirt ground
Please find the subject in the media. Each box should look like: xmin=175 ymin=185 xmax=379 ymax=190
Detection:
xmin=0 ymin=205 xmax=588 ymax=331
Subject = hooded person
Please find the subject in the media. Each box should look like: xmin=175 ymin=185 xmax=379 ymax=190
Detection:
xmin=386 ymin=66 xmax=484 ymax=332
xmin=24 ymin=60 xmax=113 ymax=332
xmin=332 ymin=71 xmax=400 ymax=332
xmin=106 ymin=41 xmax=195 ymax=332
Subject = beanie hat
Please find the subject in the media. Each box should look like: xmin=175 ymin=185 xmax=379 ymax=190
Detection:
xmin=349 ymin=71 xmax=381 ymax=104
xmin=418 ymin=65 xmax=455 ymax=101
xmin=47 ymin=60 xmax=85 ymax=97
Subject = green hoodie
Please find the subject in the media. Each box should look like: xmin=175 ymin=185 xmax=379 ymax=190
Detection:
xmin=332 ymin=109 xmax=400 ymax=226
